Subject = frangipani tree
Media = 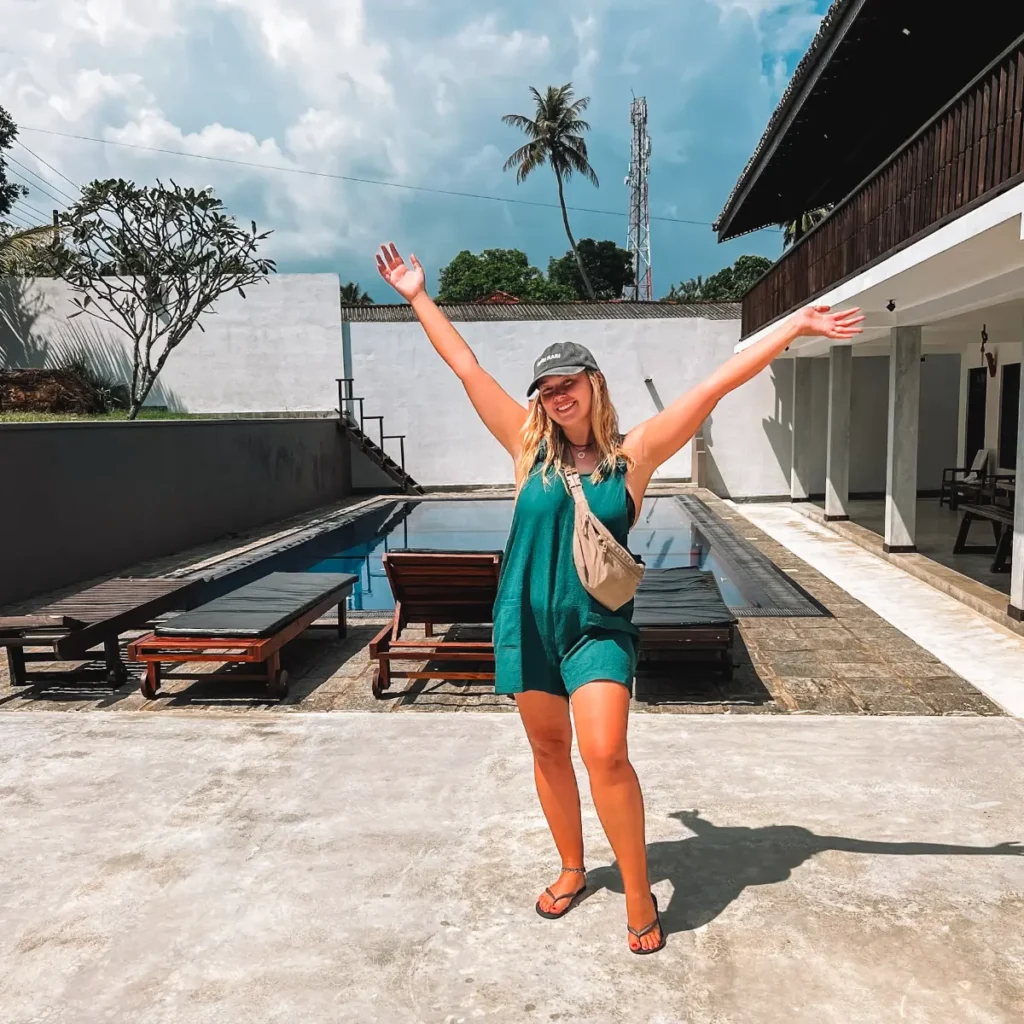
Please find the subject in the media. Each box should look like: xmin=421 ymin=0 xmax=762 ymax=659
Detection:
xmin=56 ymin=178 xmax=276 ymax=418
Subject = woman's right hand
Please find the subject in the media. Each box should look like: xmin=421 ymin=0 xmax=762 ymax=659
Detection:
xmin=376 ymin=242 xmax=426 ymax=302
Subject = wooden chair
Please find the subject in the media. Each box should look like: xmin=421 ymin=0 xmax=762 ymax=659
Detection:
xmin=369 ymin=551 xmax=501 ymax=698
xmin=940 ymin=448 xmax=994 ymax=510
xmin=128 ymin=572 xmax=357 ymax=699
xmin=0 ymin=578 xmax=201 ymax=689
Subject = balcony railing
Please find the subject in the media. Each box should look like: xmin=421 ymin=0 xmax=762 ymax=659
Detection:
xmin=742 ymin=33 xmax=1024 ymax=337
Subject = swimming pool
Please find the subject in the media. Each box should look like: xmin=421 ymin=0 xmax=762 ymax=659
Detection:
xmin=298 ymin=497 xmax=823 ymax=616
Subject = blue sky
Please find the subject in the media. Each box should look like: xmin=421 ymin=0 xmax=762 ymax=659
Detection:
xmin=3 ymin=0 xmax=829 ymax=299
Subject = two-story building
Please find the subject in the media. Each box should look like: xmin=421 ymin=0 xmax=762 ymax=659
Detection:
xmin=718 ymin=1 xmax=1024 ymax=623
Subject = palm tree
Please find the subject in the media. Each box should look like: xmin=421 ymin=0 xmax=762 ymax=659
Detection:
xmin=503 ymin=84 xmax=599 ymax=300
xmin=0 ymin=222 xmax=58 ymax=274
xmin=782 ymin=205 xmax=833 ymax=248
xmin=340 ymin=281 xmax=373 ymax=304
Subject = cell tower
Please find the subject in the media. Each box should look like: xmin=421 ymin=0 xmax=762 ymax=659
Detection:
xmin=624 ymin=96 xmax=652 ymax=302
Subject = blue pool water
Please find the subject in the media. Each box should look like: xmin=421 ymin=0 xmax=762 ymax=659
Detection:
xmin=305 ymin=497 xmax=758 ymax=613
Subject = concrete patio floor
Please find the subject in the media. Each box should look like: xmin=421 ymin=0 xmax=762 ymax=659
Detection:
xmin=810 ymin=498 xmax=1012 ymax=595
xmin=1 ymin=712 xmax=1022 ymax=1024
xmin=735 ymin=503 xmax=1024 ymax=717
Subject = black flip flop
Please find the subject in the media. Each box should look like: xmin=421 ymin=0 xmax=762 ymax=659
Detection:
xmin=628 ymin=893 xmax=666 ymax=955
xmin=535 ymin=868 xmax=587 ymax=920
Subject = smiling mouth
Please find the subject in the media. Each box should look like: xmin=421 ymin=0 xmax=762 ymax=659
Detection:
xmin=555 ymin=400 xmax=576 ymax=414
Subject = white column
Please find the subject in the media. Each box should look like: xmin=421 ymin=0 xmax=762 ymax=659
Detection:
xmin=791 ymin=358 xmax=814 ymax=502
xmin=825 ymin=345 xmax=852 ymax=520
xmin=955 ymin=345 xmax=969 ymax=464
xmin=1010 ymin=349 xmax=1024 ymax=621
xmin=884 ymin=326 xmax=922 ymax=552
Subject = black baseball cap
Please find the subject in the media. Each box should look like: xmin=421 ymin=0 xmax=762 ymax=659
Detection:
xmin=527 ymin=341 xmax=601 ymax=396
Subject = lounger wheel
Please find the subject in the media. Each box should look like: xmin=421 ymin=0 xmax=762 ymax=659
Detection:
xmin=371 ymin=667 xmax=385 ymax=700
xmin=141 ymin=663 xmax=160 ymax=700
xmin=268 ymin=668 xmax=289 ymax=699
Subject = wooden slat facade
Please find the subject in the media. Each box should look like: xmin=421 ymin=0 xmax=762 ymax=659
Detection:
xmin=742 ymin=36 xmax=1024 ymax=338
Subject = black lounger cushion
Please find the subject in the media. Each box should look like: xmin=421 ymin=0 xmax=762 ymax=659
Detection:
xmin=156 ymin=572 xmax=356 ymax=638
xmin=633 ymin=567 xmax=736 ymax=628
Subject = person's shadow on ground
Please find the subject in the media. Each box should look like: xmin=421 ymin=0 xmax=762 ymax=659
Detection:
xmin=588 ymin=810 xmax=1023 ymax=936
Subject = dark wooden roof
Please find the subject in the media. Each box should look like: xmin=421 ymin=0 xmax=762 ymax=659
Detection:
xmin=341 ymin=301 xmax=740 ymax=323
xmin=716 ymin=0 xmax=1024 ymax=241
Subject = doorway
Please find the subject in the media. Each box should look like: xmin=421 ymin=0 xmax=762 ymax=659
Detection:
xmin=965 ymin=366 xmax=987 ymax=468
xmin=998 ymin=362 xmax=1020 ymax=471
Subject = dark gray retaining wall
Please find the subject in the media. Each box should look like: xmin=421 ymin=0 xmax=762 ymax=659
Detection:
xmin=0 ymin=418 xmax=352 ymax=606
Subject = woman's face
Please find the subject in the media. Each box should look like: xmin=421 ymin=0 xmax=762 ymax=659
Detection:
xmin=538 ymin=373 xmax=593 ymax=430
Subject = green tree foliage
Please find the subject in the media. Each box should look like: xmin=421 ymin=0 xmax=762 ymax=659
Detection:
xmin=340 ymin=281 xmax=373 ymax=304
xmin=664 ymin=254 xmax=773 ymax=302
xmin=782 ymin=206 xmax=832 ymax=248
xmin=0 ymin=106 xmax=29 ymax=219
xmin=0 ymin=224 xmax=60 ymax=274
xmin=502 ymin=84 xmax=600 ymax=299
xmin=437 ymin=248 xmax=573 ymax=303
xmin=55 ymin=178 xmax=276 ymax=419
xmin=548 ymin=238 xmax=634 ymax=300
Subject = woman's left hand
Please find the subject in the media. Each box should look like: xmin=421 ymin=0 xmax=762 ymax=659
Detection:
xmin=793 ymin=305 xmax=865 ymax=340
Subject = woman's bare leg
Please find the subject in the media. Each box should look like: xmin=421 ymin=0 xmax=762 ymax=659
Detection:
xmin=571 ymin=681 xmax=661 ymax=951
xmin=515 ymin=690 xmax=587 ymax=912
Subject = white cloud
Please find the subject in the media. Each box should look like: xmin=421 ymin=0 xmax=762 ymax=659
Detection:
xmin=1 ymin=0 xmax=823 ymax=286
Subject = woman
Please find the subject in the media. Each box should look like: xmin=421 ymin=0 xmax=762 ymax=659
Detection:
xmin=376 ymin=242 xmax=863 ymax=953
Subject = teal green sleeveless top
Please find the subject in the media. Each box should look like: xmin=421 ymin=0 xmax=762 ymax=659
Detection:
xmin=493 ymin=454 xmax=640 ymax=680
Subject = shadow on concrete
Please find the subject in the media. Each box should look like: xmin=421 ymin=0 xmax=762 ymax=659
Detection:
xmin=634 ymin=632 xmax=774 ymax=708
xmin=590 ymin=809 xmax=1023 ymax=937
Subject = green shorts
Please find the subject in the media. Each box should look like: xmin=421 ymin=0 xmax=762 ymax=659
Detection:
xmin=495 ymin=629 xmax=637 ymax=699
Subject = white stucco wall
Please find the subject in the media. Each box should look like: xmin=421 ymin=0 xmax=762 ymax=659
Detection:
xmin=790 ymin=353 xmax=960 ymax=495
xmin=347 ymin=316 xmax=797 ymax=497
xmin=0 ymin=274 xmax=342 ymax=413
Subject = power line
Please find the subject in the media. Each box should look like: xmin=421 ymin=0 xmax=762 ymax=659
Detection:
xmin=14 ymin=138 xmax=81 ymax=191
xmin=13 ymin=198 xmax=49 ymax=221
xmin=3 ymin=208 xmax=34 ymax=229
xmin=21 ymin=125 xmax=719 ymax=228
xmin=5 ymin=153 xmax=79 ymax=204
xmin=6 ymin=167 xmax=69 ymax=211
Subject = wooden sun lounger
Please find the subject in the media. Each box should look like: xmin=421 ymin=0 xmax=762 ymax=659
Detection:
xmin=369 ymin=550 xmax=502 ymax=698
xmin=0 ymin=578 xmax=201 ymax=688
xmin=633 ymin=567 xmax=738 ymax=680
xmin=128 ymin=572 xmax=357 ymax=699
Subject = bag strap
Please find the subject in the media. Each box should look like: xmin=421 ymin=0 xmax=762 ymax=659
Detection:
xmin=563 ymin=466 xmax=592 ymax=513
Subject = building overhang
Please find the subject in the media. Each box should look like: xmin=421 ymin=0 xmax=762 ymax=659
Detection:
xmin=716 ymin=1 xmax=1024 ymax=242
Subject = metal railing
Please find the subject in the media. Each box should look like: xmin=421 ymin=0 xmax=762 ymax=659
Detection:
xmin=336 ymin=377 xmax=406 ymax=473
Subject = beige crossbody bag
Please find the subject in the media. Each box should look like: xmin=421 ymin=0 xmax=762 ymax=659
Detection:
xmin=563 ymin=467 xmax=645 ymax=612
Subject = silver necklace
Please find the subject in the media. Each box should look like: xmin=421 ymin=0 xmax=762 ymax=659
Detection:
xmin=573 ymin=441 xmax=595 ymax=460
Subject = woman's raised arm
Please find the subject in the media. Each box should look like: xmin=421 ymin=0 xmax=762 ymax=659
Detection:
xmin=376 ymin=243 xmax=528 ymax=458
xmin=623 ymin=304 xmax=864 ymax=473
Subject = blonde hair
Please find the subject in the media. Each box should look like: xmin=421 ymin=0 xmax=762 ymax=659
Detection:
xmin=515 ymin=370 xmax=633 ymax=489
